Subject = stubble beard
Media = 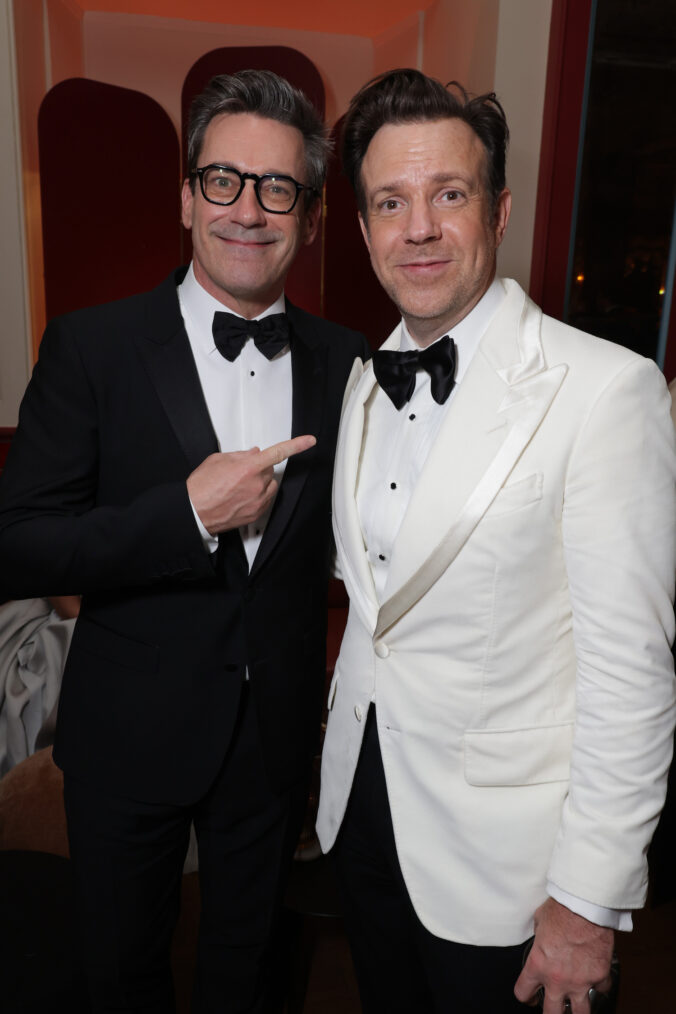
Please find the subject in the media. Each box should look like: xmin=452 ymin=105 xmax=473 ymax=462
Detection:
xmin=386 ymin=276 xmax=484 ymax=346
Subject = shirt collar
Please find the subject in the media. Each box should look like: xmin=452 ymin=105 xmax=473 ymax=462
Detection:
xmin=178 ymin=261 xmax=286 ymax=356
xmin=399 ymin=277 xmax=505 ymax=387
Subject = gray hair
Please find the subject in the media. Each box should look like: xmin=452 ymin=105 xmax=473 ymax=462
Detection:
xmin=186 ymin=69 xmax=331 ymax=205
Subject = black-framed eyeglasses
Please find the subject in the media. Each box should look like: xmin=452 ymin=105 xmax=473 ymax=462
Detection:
xmin=190 ymin=164 xmax=317 ymax=214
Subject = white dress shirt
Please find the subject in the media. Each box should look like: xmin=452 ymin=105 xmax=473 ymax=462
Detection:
xmin=356 ymin=279 xmax=503 ymax=601
xmin=355 ymin=277 xmax=630 ymax=931
xmin=178 ymin=263 xmax=292 ymax=570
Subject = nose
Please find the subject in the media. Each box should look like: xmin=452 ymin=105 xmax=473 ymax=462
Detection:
xmin=403 ymin=198 xmax=442 ymax=244
xmin=230 ymin=178 xmax=267 ymax=226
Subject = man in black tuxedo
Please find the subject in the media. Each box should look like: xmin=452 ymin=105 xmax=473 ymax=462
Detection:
xmin=0 ymin=70 xmax=368 ymax=1012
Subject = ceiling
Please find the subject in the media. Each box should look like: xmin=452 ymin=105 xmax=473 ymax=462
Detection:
xmin=70 ymin=1 xmax=435 ymax=39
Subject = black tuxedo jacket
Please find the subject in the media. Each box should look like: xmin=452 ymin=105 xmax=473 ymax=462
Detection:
xmin=0 ymin=268 xmax=369 ymax=805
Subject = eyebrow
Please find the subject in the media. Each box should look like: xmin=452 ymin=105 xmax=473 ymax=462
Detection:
xmin=369 ymin=172 xmax=478 ymax=198
xmin=203 ymin=160 xmax=299 ymax=179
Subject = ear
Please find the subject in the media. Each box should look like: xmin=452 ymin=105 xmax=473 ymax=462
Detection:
xmin=358 ymin=212 xmax=371 ymax=254
xmin=181 ymin=178 xmax=195 ymax=230
xmin=301 ymin=196 xmax=322 ymax=247
xmin=493 ymin=188 xmax=511 ymax=247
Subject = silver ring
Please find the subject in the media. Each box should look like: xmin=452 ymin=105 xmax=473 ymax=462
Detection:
xmin=563 ymin=988 xmax=598 ymax=1010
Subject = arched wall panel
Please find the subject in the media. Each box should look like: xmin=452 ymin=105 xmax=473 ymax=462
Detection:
xmin=323 ymin=116 xmax=398 ymax=349
xmin=39 ymin=78 xmax=181 ymax=319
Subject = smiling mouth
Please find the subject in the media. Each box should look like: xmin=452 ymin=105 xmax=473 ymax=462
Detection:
xmin=398 ymin=260 xmax=450 ymax=271
xmin=218 ymin=236 xmax=276 ymax=247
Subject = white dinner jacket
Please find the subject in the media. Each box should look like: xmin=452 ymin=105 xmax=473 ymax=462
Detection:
xmin=317 ymin=279 xmax=676 ymax=946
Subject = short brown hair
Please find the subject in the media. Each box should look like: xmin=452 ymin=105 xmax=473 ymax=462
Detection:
xmin=342 ymin=68 xmax=509 ymax=218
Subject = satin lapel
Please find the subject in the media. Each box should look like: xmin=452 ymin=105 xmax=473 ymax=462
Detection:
xmin=376 ymin=281 xmax=567 ymax=638
xmin=331 ymin=326 xmax=404 ymax=635
xmin=134 ymin=270 xmax=219 ymax=471
xmin=249 ymin=305 xmax=326 ymax=578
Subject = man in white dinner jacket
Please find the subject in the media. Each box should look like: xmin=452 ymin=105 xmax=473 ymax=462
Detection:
xmin=316 ymin=69 xmax=676 ymax=1014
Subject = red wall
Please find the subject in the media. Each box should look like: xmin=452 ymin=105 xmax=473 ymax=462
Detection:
xmin=39 ymin=78 xmax=181 ymax=319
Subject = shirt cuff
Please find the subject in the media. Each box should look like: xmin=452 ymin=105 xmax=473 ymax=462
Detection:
xmin=547 ymin=881 xmax=633 ymax=931
xmin=189 ymin=496 xmax=219 ymax=553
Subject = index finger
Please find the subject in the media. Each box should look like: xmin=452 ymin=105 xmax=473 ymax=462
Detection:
xmin=258 ymin=434 xmax=316 ymax=468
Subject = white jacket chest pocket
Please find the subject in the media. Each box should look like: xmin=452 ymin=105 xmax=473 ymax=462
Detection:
xmin=483 ymin=472 xmax=543 ymax=519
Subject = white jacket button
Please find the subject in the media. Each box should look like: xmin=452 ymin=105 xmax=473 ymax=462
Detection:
xmin=374 ymin=640 xmax=390 ymax=658
xmin=354 ymin=705 xmax=363 ymax=721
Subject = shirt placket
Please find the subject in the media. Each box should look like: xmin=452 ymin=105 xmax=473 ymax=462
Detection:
xmin=368 ymin=371 xmax=439 ymax=600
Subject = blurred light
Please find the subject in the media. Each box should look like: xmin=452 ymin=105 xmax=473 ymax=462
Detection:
xmin=658 ymin=287 xmax=665 ymax=295
xmin=576 ymin=274 xmax=584 ymax=283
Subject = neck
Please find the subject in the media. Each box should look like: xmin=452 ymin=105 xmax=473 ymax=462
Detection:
xmin=192 ymin=263 xmax=283 ymax=319
xmin=405 ymin=270 xmax=496 ymax=348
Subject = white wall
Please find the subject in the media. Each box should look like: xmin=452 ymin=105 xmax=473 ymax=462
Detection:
xmin=424 ymin=0 xmax=500 ymax=94
xmin=82 ymin=12 xmax=374 ymax=133
xmin=494 ymin=0 xmax=553 ymax=288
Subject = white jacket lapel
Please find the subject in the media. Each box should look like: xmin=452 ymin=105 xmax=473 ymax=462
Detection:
xmin=377 ymin=281 xmax=567 ymax=638
xmin=332 ymin=356 xmax=381 ymax=634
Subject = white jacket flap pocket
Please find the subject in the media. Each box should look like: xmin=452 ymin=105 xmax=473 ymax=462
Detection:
xmin=483 ymin=472 xmax=543 ymax=518
xmin=464 ymin=722 xmax=574 ymax=786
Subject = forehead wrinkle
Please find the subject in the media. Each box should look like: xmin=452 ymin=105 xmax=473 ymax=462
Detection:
xmin=199 ymin=115 xmax=306 ymax=181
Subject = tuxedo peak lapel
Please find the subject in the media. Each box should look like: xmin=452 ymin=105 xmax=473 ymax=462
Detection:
xmin=340 ymin=357 xmax=366 ymax=420
xmin=376 ymin=281 xmax=567 ymax=637
xmin=332 ymin=359 xmax=381 ymax=634
xmin=141 ymin=267 xmax=190 ymax=345
xmin=285 ymin=304 xmax=328 ymax=428
xmin=249 ymin=306 xmax=327 ymax=578
xmin=134 ymin=270 xmax=219 ymax=473
xmin=488 ymin=280 xmax=546 ymax=386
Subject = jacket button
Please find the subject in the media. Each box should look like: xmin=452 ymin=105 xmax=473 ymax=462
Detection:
xmin=374 ymin=641 xmax=389 ymax=658
xmin=354 ymin=705 xmax=363 ymax=721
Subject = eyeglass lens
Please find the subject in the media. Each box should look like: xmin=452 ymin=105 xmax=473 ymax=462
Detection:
xmin=201 ymin=167 xmax=298 ymax=212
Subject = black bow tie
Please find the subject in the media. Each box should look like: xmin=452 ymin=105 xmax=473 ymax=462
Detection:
xmin=373 ymin=335 xmax=457 ymax=410
xmin=212 ymin=311 xmax=290 ymax=362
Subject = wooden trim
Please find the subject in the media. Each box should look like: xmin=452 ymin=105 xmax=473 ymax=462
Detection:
xmin=529 ymin=0 xmax=594 ymax=320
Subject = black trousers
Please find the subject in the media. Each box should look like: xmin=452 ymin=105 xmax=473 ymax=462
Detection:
xmin=63 ymin=682 xmax=307 ymax=1013
xmin=332 ymin=707 xmax=529 ymax=1014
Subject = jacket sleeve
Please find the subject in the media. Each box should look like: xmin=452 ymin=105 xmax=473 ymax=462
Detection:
xmin=0 ymin=318 xmax=214 ymax=600
xmin=547 ymin=355 xmax=676 ymax=908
